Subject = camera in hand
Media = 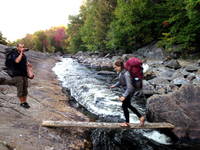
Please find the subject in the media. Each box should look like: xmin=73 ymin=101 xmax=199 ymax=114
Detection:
xmin=24 ymin=48 xmax=29 ymax=52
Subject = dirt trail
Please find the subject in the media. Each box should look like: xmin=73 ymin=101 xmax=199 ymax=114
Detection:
xmin=0 ymin=56 xmax=90 ymax=150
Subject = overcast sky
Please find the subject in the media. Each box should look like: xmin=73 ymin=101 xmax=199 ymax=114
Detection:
xmin=0 ymin=0 xmax=83 ymax=41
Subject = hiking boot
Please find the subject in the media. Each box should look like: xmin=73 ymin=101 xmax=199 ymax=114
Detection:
xmin=20 ymin=102 xmax=30 ymax=109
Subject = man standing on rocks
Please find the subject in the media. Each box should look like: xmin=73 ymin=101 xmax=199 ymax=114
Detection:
xmin=0 ymin=43 xmax=32 ymax=109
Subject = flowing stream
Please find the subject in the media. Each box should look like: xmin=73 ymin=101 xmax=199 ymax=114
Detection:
xmin=52 ymin=57 xmax=171 ymax=146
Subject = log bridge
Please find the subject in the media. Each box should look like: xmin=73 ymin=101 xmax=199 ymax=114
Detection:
xmin=42 ymin=121 xmax=175 ymax=129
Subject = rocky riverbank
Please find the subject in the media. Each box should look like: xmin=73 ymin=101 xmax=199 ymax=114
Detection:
xmin=0 ymin=44 xmax=91 ymax=150
xmin=1 ymin=42 xmax=200 ymax=149
xmin=71 ymin=43 xmax=200 ymax=146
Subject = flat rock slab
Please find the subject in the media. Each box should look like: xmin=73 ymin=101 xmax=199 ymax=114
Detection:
xmin=0 ymin=45 xmax=90 ymax=150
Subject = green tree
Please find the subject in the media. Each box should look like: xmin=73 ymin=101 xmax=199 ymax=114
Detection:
xmin=79 ymin=0 xmax=98 ymax=51
xmin=107 ymin=0 xmax=158 ymax=53
xmin=33 ymin=31 xmax=48 ymax=52
xmin=14 ymin=0 xmax=200 ymax=55
xmin=92 ymin=0 xmax=117 ymax=51
xmin=67 ymin=14 xmax=86 ymax=53
xmin=19 ymin=34 xmax=35 ymax=49
xmin=158 ymin=0 xmax=200 ymax=53
xmin=79 ymin=0 xmax=116 ymax=52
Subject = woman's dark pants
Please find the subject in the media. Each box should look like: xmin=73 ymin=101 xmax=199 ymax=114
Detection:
xmin=122 ymin=95 xmax=142 ymax=123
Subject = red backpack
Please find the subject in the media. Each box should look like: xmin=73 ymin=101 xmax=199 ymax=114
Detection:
xmin=124 ymin=57 xmax=143 ymax=79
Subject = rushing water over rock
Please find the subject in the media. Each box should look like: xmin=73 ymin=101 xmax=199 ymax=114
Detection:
xmin=52 ymin=57 xmax=172 ymax=146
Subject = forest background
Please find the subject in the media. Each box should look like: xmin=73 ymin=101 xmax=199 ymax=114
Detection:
xmin=1 ymin=0 xmax=200 ymax=56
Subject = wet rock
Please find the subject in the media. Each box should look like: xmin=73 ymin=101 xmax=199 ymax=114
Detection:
xmin=168 ymin=84 xmax=179 ymax=92
xmin=180 ymin=69 xmax=191 ymax=78
xmin=154 ymin=84 xmax=172 ymax=94
xmin=74 ymin=51 xmax=85 ymax=56
xmin=185 ymin=66 xmax=199 ymax=72
xmin=62 ymin=87 xmax=71 ymax=96
xmin=192 ymin=76 xmax=200 ymax=85
xmin=158 ymin=68 xmax=175 ymax=81
xmin=144 ymin=71 xmax=157 ymax=80
xmin=164 ymin=59 xmax=181 ymax=69
xmin=143 ymin=80 xmax=155 ymax=95
xmin=0 ymin=45 xmax=9 ymax=79
xmin=148 ymin=77 xmax=170 ymax=85
xmin=90 ymin=64 xmax=101 ymax=70
xmin=147 ymin=59 xmax=163 ymax=66
xmin=54 ymin=51 xmax=62 ymax=56
xmin=136 ymin=43 xmax=165 ymax=60
xmin=74 ymin=53 xmax=113 ymax=71
xmin=187 ymin=74 xmax=196 ymax=81
xmin=91 ymin=128 xmax=174 ymax=150
xmin=96 ymin=71 xmax=116 ymax=76
xmin=147 ymin=84 xmax=200 ymax=143
xmin=171 ymin=71 xmax=184 ymax=80
xmin=99 ymin=58 xmax=113 ymax=69
xmin=171 ymin=78 xmax=190 ymax=86
xmin=197 ymin=60 xmax=200 ymax=66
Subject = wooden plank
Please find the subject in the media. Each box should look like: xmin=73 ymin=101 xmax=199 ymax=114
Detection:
xmin=42 ymin=121 xmax=175 ymax=129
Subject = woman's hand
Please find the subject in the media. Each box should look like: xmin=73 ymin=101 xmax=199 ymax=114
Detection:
xmin=119 ymin=96 xmax=125 ymax=101
xmin=110 ymin=85 xmax=115 ymax=88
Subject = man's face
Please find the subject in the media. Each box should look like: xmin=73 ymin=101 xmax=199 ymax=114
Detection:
xmin=17 ymin=44 xmax=25 ymax=52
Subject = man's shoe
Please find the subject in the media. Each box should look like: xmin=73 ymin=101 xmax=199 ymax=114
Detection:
xmin=20 ymin=102 xmax=30 ymax=109
xmin=0 ymin=77 xmax=5 ymax=84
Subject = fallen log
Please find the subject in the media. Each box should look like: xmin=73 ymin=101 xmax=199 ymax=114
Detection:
xmin=42 ymin=121 xmax=175 ymax=129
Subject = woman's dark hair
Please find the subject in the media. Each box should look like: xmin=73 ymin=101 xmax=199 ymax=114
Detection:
xmin=114 ymin=59 xmax=124 ymax=68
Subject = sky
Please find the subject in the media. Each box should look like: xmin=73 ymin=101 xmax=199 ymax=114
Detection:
xmin=0 ymin=0 xmax=83 ymax=41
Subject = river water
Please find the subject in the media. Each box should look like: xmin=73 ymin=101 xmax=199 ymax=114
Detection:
xmin=52 ymin=57 xmax=172 ymax=147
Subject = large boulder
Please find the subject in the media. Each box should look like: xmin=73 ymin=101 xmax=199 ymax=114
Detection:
xmin=164 ymin=59 xmax=181 ymax=69
xmin=146 ymin=84 xmax=200 ymax=142
xmin=135 ymin=43 xmax=165 ymax=60
xmin=0 ymin=44 xmax=8 ymax=78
